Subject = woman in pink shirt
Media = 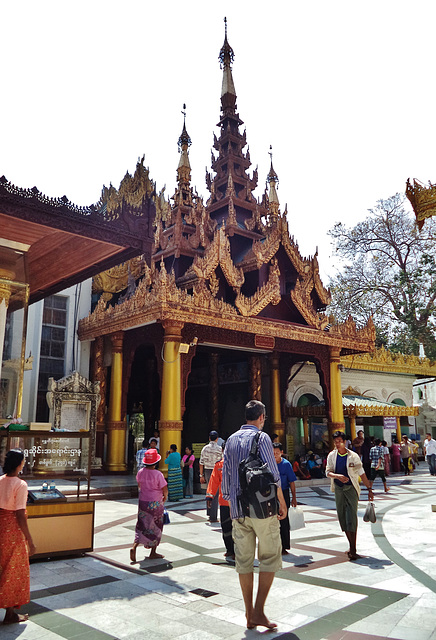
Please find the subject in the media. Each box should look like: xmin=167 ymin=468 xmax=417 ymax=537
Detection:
xmin=182 ymin=446 xmax=195 ymax=498
xmin=130 ymin=448 xmax=168 ymax=563
xmin=0 ymin=449 xmax=35 ymax=624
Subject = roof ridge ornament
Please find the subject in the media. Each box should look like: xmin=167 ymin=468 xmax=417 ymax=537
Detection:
xmin=267 ymin=145 xmax=279 ymax=184
xmin=219 ymin=17 xmax=234 ymax=69
xmin=178 ymin=103 xmax=192 ymax=151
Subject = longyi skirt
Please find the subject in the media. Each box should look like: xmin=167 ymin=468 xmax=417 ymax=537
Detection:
xmin=167 ymin=467 xmax=183 ymax=502
xmin=0 ymin=509 xmax=30 ymax=609
xmin=134 ymin=500 xmax=164 ymax=548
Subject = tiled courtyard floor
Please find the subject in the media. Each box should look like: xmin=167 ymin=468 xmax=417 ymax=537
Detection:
xmin=2 ymin=466 xmax=436 ymax=640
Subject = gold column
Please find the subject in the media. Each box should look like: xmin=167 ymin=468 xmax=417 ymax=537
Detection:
xmin=159 ymin=320 xmax=184 ymax=472
xmin=145 ymin=358 xmax=156 ymax=432
xmin=396 ymin=416 xmax=402 ymax=443
xmin=270 ymin=352 xmax=285 ymax=442
xmin=329 ymin=347 xmax=345 ymax=441
xmin=209 ymin=352 xmax=219 ymax=430
xmin=0 ymin=269 xmax=15 ymax=390
xmin=16 ymin=285 xmax=29 ymax=419
xmin=106 ymin=331 xmax=126 ymax=472
xmin=249 ymin=355 xmax=262 ymax=401
xmin=91 ymin=336 xmax=106 ymax=467
xmin=303 ymin=415 xmax=309 ymax=445
xmin=349 ymin=415 xmax=357 ymax=441
xmin=92 ymin=336 xmax=106 ymax=427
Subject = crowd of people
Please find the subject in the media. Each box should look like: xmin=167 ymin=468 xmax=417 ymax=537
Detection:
xmin=2 ymin=414 xmax=436 ymax=629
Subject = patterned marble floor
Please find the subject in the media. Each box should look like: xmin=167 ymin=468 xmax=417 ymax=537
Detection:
xmin=3 ymin=466 xmax=436 ymax=640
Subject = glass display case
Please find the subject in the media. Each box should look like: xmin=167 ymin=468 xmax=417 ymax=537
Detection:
xmin=0 ymin=429 xmax=94 ymax=559
xmin=0 ymin=430 xmax=91 ymax=498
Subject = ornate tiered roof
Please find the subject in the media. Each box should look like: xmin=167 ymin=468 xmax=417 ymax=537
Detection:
xmin=406 ymin=178 xmax=436 ymax=229
xmin=83 ymin=25 xmax=375 ymax=356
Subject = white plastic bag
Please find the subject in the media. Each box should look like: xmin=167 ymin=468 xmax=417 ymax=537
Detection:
xmin=288 ymin=506 xmax=305 ymax=531
xmin=363 ymin=501 xmax=376 ymax=523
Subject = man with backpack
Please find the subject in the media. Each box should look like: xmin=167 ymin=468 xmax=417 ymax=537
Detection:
xmin=222 ymin=400 xmax=287 ymax=631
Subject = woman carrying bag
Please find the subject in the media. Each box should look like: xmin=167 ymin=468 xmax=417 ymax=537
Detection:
xmin=130 ymin=448 xmax=168 ymax=563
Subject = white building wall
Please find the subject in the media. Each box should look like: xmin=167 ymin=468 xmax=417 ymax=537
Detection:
xmin=286 ymin=362 xmax=414 ymax=408
xmin=18 ymin=279 xmax=92 ymax=423
xmin=21 ymin=300 xmax=44 ymax=422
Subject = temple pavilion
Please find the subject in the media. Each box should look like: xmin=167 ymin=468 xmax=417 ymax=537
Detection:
xmin=78 ymin=26 xmax=375 ymax=472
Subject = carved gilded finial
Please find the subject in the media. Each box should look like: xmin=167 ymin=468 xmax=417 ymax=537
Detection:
xmin=178 ymin=104 xmax=191 ymax=151
xmin=267 ymin=146 xmax=279 ymax=184
xmin=266 ymin=146 xmax=280 ymax=223
xmin=219 ymin=17 xmax=234 ymax=68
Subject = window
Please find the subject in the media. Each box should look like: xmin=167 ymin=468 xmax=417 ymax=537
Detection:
xmin=36 ymin=296 xmax=67 ymax=421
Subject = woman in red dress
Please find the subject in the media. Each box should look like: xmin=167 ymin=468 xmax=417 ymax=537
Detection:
xmin=0 ymin=449 xmax=36 ymax=624
xmin=293 ymin=455 xmax=311 ymax=480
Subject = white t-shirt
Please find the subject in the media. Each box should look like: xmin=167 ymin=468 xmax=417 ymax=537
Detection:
xmin=424 ymin=438 xmax=436 ymax=456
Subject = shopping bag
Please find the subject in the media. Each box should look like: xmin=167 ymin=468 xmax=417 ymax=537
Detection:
xmin=288 ymin=506 xmax=305 ymax=530
xmin=163 ymin=509 xmax=170 ymax=525
xmin=363 ymin=501 xmax=376 ymax=523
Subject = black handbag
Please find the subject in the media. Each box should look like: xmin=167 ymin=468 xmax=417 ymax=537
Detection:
xmin=238 ymin=432 xmax=278 ymax=519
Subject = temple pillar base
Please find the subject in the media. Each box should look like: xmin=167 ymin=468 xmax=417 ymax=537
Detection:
xmin=158 ymin=419 xmax=183 ymax=475
xmin=105 ymin=420 xmax=127 ymax=472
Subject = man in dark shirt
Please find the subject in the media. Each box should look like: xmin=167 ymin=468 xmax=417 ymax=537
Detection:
xmin=273 ymin=443 xmax=297 ymax=554
xmin=326 ymin=431 xmax=373 ymax=560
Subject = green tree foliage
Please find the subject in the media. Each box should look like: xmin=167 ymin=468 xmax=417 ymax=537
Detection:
xmin=328 ymin=193 xmax=436 ymax=358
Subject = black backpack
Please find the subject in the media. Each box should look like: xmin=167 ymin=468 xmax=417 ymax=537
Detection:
xmin=238 ymin=431 xmax=279 ymax=519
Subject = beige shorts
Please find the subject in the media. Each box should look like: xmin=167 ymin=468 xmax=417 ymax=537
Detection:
xmin=232 ymin=516 xmax=282 ymax=574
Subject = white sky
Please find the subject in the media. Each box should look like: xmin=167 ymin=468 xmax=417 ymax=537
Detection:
xmin=2 ymin=0 xmax=436 ymax=282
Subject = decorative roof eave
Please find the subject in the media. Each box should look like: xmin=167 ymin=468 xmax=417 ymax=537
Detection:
xmin=92 ymin=256 xmax=147 ymax=295
xmin=101 ymin=157 xmax=155 ymax=217
xmin=341 ymin=346 xmax=436 ymax=377
xmin=193 ymin=226 xmax=244 ymax=290
xmin=78 ymin=297 xmax=376 ymax=352
xmin=406 ymin=178 xmax=436 ymax=230
xmin=287 ymin=403 xmax=419 ymax=418
xmin=279 ymin=216 xmax=312 ymax=276
xmin=78 ymin=269 xmax=375 ymax=355
xmin=344 ymin=404 xmax=419 ymax=417
xmin=0 ymin=175 xmax=151 ymax=251
xmin=252 ymin=225 xmax=281 ymax=268
xmin=312 ymin=257 xmax=331 ymax=306
xmin=235 ymin=258 xmax=281 ymax=316
xmin=290 ymin=278 xmax=327 ymax=329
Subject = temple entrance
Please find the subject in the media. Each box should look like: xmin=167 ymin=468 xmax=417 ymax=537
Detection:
xmin=183 ymin=347 xmax=251 ymax=447
xmin=126 ymin=344 xmax=160 ymax=470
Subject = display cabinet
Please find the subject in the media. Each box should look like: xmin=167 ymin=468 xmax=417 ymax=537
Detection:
xmin=0 ymin=430 xmax=94 ymax=558
xmin=0 ymin=430 xmax=91 ymax=498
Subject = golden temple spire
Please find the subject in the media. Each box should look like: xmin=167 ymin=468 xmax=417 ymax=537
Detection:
xmin=219 ymin=17 xmax=236 ymax=114
xmin=267 ymin=146 xmax=280 ymax=222
xmin=170 ymin=105 xmax=193 ymax=208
